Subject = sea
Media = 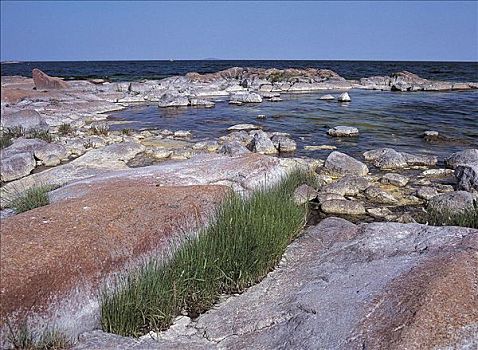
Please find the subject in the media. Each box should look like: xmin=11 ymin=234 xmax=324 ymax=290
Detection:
xmin=2 ymin=60 xmax=477 ymax=159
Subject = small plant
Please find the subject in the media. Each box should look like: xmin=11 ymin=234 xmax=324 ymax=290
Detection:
xmin=28 ymin=129 xmax=53 ymax=143
xmin=58 ymin=123 xmax=74 ymax=136
xmin=0 ymin=133 xmax=13 ymax=149
xmin=423 ymin=206 xmax=478 ymax=229
xmin=121 ymin=128 xmax=133 ymax=136
xmin=9 ymin=185 xmax=54 ymax=213
xmin=5 ymin=126 xmax=26 ymax=138
xmin=83 ymin=140 xmax=94 ymax=149
xmin=101 ymin=171 xmax=316 ymax=336
xmin=90 ymin=125 xmax=109 ymax=136
xmin=7 ymin=321 xmax=71 ymax=350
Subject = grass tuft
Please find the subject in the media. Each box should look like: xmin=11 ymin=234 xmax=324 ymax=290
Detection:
xmin=121 ymin=128 xmax=133 ymax=136
xmin=0 ymin=133 xmax=13 ymax=149
xmin=7 ymin=321 xmax=71 ymax=350
xmin=90 ymin=125 xmax=109 ymax=136
xmin=424 ymin=206 xmax=478 ymax=229
xmin=101 ymin=171 xmax=315 ymax=337
xmin=9 ymin=185 xmax=54 ymax=213
xmin=3 ymin=127 xmax=53 ymax=143
xmin=58 ymin=123 xmax=74 ymax=136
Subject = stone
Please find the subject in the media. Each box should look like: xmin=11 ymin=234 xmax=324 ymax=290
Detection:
xmin=189 ymin=98 xmax=215 ymax=108
xmin=270 ymin=97 xmax=282 ymax=102
xmin=367 ymin=207 xmax=393 ymax=218
xmin=401 ymin=152 xmax=437 ymax=167
xmin=229 ymin=92 xmax=263 ymax=103
xmin=158 ymin=93 xmax=189 ymax=107
xmin=327 ymin=126 xmax=359 ymax=137
xmin=251 ymin=130 xmax=278 ymax=155
xmin=337 ymin=92 xmax=351 ymax=102
xmin=416 ymin=187 xmax=439 ymax=200
xmin=455 ymin=162 xmax=478 ymax=193
xmin=63 ymin=138 xmax=86 ymax=156
xmin=316 ymin=193 xmax=345 ymax=204
xmin=319 ymin=94 xmax=335 ymax=100
xmin=445 ymin=149 xmax=478 ymax=169
xmin=324 ymin=151 xmax=368 ymax=177
xmin=293 ymin=184 xmax=318 ymax=205
xmin=321 ymin=199 xmax=366 ymax=215
xmin=381 ymin=173 xmax=409 ymax=187
xmin=43 ymin=155 xmax=61 ymax=167
xmin=150 ymin=149 xmax=173 ymax=160
xmin=423 ymin=130 xmax=439 ymax=137
xmin=219 ymin=141 xmax=251 ymax=156
xmin=0 ymin=152 xmax=36 ymax=182
xmin=427 ymin=191 xmax=477 ymax=213
xmin=363 ymin=148 xmax=408 ymax=169
xmin=1 ymin=109 xmax=49 ymax=131
xmin=421 ymin=168 xmax=454 ymax=177
xmin=32 ymin=68 xmax=69 ymax=90
xmin=271 ymin=135 xmax=297 ymax=153
xmin=34 ymin=143 xmax=68 ymax=162
xmin=174 ymin=130 xmax=192 ymax=138
xmin=304 ymin=145 xmax=337 ymax=151
xmin=256 ymin=114 xmax=267 ymax=120
xmin=227 ymin=124 xmax=261 ymax=132
xmin=365 ymin=186 xmax=398 ymax=204
xmin=321 ymin=175 xmax=370 ymax=196
xmin=1 ymin=138 xmax=47 ymax=159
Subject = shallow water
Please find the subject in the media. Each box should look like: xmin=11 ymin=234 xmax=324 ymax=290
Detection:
xmin=108 ymin=89 xmax=478 ymax=160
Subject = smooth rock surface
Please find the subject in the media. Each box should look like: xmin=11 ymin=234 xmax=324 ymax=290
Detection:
xmin=32 ymin=68 xmax=69 ymax=90
xmin=445 ymin=149 xmax=478 ymax=169
xmin=327 ymin=126 xmax=359 ymax=137
xmin=427 ymin=191 xmax=477 ymax=213
xmin=455 ymin=162 xmax=478 ymax=193
xmin=324 ymin=151 xmax=368 ymax=176
xmin=1 ymin=109 xmax=48 ymax=131
xmin=321 ymin=199 xmax=366 ymax=215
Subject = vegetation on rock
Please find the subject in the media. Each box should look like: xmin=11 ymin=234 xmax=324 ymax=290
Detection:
xmin=8 ymin=185 xmax=54 ymax=213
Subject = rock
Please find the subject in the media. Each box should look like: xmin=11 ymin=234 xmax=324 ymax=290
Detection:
xmin=271 ymin=135 xmax=297 ymax=153
xmin=381 ymin=173 xmax=409 ymax=187
xmin=337 ymin=92 xmax=351 ymax=102
xmin=319 ymin=94 xmax=335 ymax=100
xmin=365 ymin=186 xmax=398 ymax=204
xmin=227 ymin=124 xmax=261 ymax=132
xmin=43 ymin=155 xmax=61 ymax=167
xmin=251 ymin=130 xmax=278 ymax=155
xmin=229 ymin=92 xmax=263 ymax=103
xmin=416 ymin=186 xmax=439 ymax=200
xmin=445 ymin=149 xmax=478 ymax=169
xmin=270 ymin=97 xmax=282 ymax=102
xmin=390 ymin=70 xmax=428 ymax=91
xmin=304 ymin=145 xmax=337 ymax=151
xmin=293 ymin=184 xmax=318 ymax=205
xmin=0 ymin=152 xmax=36 ymax=182
xmin=256 ymin=114 xmax=266 ymax=120
xmin=455 ymin=162 xmax=478 ymax=193
xmin=150 ymin=149 xmax=173 ymax=160
xmin=321 ymin=175 xmax=370 ymax=196
xmin=1 ymin=109 xmax=49 ymax=131
xmin=423 ymin=130 xmax=439 ymax=137
xmin=192 ymin=141 xmax=220 ymax=152
xmin=321 ymin=199 xmax=366 ymax=215
xmin=158 ymin=93 xmax=189 ymax=107
xmin=174 ymin=130 xmax=192 ymax=138
xmin=363 ymin=148 xmax=408 ymax=169
xmin=401 ymin=152 xmax=437 ymax=167
xmin=316 ymin=193 xmax=345 ymax=204
xmin=34 ymin=143 xmax=68 ymax=162
xmin=32 ymin=68 xmax=69 ymax=90
xmin=327 ymin=126 xmax=359 ymax=137
xmin=421 ymin=168 xmax=454 ymax=177
xmin=219 ymin=141 xmax=251 ymax=156
xmin=367 ymin=207 xmax=393 ymax=218
xmin=228 ymin=100 xmax=243 ymax=105
xmin=86 ymin=136 xmax=106 ymax=148
xmin=427 ymin=191 xmax=477 ymax=213
xmin=324 ymin=151 xmax=368 ymax=177
xmin=63 ymin=138 xmax=86 ymax=156
xmin=189 ymin=98 xmax=215 ymax=108
xmin=1 ymin=138 xmax=47 ymax=159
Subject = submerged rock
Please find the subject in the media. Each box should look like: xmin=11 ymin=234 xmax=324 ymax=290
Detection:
xmin=227 ymin=124 xmax=262 ymax=132
xmin=337 ymin=92 xmax=351 ymax=102
xmin=319 ymin=94 xmax=335 ymax=100
xmin=327 ymin=126 xmax=359 ymax=137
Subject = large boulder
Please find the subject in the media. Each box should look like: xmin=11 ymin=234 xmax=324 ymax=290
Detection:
xmin=321 ymin=175 xmax=370 ymax=196
xmin=324 ymin=151 xmax=368 ymax=176
xmin=32 ymin=68 xmax=69 ymax=90
xmin=271 ymin=135 xmax=297 ymax=153
xmin=251 ymin=130 xmax=278 ymax=155
xmin=363 ymin=148 xmax=408 ymax=169
xmin=445 ymin=149 xmax=478 ymax=169
xmin=34 ymin=143 xmax=69 ymax=162
xmin=427 ymin=191 xmax=477 ymax=213
xmin=1 ymin=110 xmax=49 ymax=131
xmin=0 ymin=152 xmax=36 ymax=182
xmin=455 ymin=162 xmax=478 ymax=193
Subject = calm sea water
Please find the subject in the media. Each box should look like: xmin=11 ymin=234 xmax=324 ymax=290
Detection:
xmin=3 ymin=60 xmax=477 ymax=159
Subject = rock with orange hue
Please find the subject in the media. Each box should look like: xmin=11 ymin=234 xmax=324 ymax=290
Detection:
xmin=32 ymin=68 xmax=69 ymax=90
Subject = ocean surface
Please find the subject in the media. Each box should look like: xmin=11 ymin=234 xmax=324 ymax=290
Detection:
xmin=2 ymin=60 xmax=478 ymax=159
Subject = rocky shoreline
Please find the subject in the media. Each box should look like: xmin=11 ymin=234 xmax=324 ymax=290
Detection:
xmin=1 ymin=68 xmax=477 ymax=349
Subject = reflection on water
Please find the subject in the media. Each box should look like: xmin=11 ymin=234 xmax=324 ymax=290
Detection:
xmin=109 ymin=90 xmax=478 ymax=160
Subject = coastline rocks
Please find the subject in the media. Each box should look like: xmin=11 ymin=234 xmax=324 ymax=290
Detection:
xmin=363 ymin=148 xmax=408 ymax=169
xmin=227 ymin=124 xmax=261 ymax=132
xmin=319 ymin=94 xmax=335 ymax=100
xmin=321 ymin=199 xmax=366 ymax=215
xmin=401 ymin=152 xmax=437 ymax=167
xmin=173 ymin=130 xmax=192 ymax=138
xmin=416 ymin=186 xmax=439 ymax=200
xmin=32 ymin=68 xmax=69 ymax=90
xmin=324 ymin=151 xmax=368 ymax=177
xmin=390 ymin=71 xmax=428 ymax=91
xmin=427 ymin=191 xmax=477 ymax=213
xmin=271 ymin=135 xmax=297 ymax=153
xmin=229 ymin=92 xmax=263 ymax=104
xmin=34 ymin=143 xmax=69 ymax=163
xmin=337 ymin=92 xmax=351 ymax=102
xmin=365 ymin=186 xmax=398 ymax=204
xmin=381 ymin=173 xmax=409 ymax=187
xmin=251 ymin=130 xmax=278 ymax=155
xmin=327 ymin=126 xmax=359 ymax=137
xmin=293 ymin=184 xmax=318 ymax=205
xmin=445 ymin=149 xmax=478 ymax=169
xmin=219 ymin=141 xmax=251 ymax=156
xmin=158 ymin=93 xmax=189 ymax=107
xmin=0 ymin=152 xmax=36 ymax=182
xmin=455 ymin=162 xmax=478 ymax=193
xmin=321 ymin=175 xmax=370 ymax=196
xmin=1 ymin=109 xmax=49 ymax=131
xmin=189 ymin=98 xmax=215 ymax=108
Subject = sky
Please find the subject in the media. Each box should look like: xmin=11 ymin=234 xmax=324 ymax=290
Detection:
xmin=1 ymin=1 xmax=477 ymax=62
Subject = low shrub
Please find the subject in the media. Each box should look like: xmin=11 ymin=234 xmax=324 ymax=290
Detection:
xmin=0 ymin=133 xmax=13 ymax=149
xmin=58 ymin=123 xmax=74 ymax=136
xmin=121 ymin=128 xmax=133 ymax=136
xmin=6 ymin=322 xmax=71 ymax=350
xmin=101 ymin=171 xmax=315 ymax=336
xmin=424 ymin=206 xmax=478 ymax=229
xmin=9 ymin=185 xmax=54 ymax=213
xmin=90 ymin=125 xmax=109 ymax=136
xmin=3 ymin=127 xmax=53 ymax=143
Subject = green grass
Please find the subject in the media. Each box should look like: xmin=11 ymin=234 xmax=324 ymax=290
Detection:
xmin=6 ymin=322 xmax=71 ymax=350
xmin=9 ymin=185 xmax=54 ymax=213
xmin=58 ymin=123 xmax=74 ymax=136
xmin=424 ymin=206 xmax=478 ymax=229
xmin=3 ymin=127 xmax=53 ymax=143
xmin=90 ymin=125 xmax=109 ymax=136
xmin=101 ymin=171 xmax=315 ymax=337
xmin=0 ymin=133 xmax=13 ymax=149
xmin=121 ymin=128 xmax=133 ymax=136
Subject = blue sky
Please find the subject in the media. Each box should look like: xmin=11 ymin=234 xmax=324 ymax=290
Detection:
xmin=1 ymin=1 xmax=477 ymax=61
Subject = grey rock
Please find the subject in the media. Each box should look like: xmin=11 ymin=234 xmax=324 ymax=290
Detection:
xmin=365 ymin=186 xmax=398 ymax=204
xmin=251 ymin=130 xmax=277 ymax=155
xmin=271 ymin=135 xmax=297 ymax=153
xmin=455 ymin=162 xmax=478 ymax=193
xmin=189 ymin=98 xmax=215 ymax=108
xmin=158 ymin=93 xmax=189 ymax=107
xmin=445 ymin=149 xmax=478 ymax=169
xmin=363 ymin=148 xmax=408 ymax=169
xmin=321 ymin=175 xmax=370 ymax=196
xmin=219 ymin=141 xmax=251 ymax=156
xmin=380 ymin=173 xmax=409 ymax=187
xmin=1 ymin=109 xmax=49 ymax=131
xmin=319 ymin=94 xmax=335 ymax=100
xmin=321 ymin=199 xmax=366 ymax=215
xmin=366 ymin=207 xmax=393 ymax=218
xmin=43 ymin=155 xmax=61 ymax=167
xmin=401 ymin=152 xmax=437 ymax=167
xmin=1 ymin=138 xmax=47 ymax=159
xmin=324 ymin=151 xmax=368 ymax=177
xmin=327 ymin=126 xmax=359 ymax=137
xmin=174 ymin=130 xmax=192 ymax=138
xmin=293 ymin=184 xmax=318 ymax=205
xmin=227 ymin=124 xmax=261 ymax=132
xmin=316 ymin=192 xmax=346 ymax=204
xmin=416 ymin=186 xmax=439 ymax=200
xmin=427 ymin=191 xmax=477 ymax=213
xmin=34 ymin=143 xmax=68 ymax=162
xmin=229 ymin=92 xmax=263 ymax=103
xmin=337 ymin=92 xmax=351 ymax=102
xmin=0 ymin=152 xmax=36 ymax=182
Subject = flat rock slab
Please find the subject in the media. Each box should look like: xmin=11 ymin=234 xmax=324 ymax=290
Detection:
xmin=74 ymin=218 xmax=478 ymax=349
xmin=0 ymin=182 xmax=229 ymax=344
